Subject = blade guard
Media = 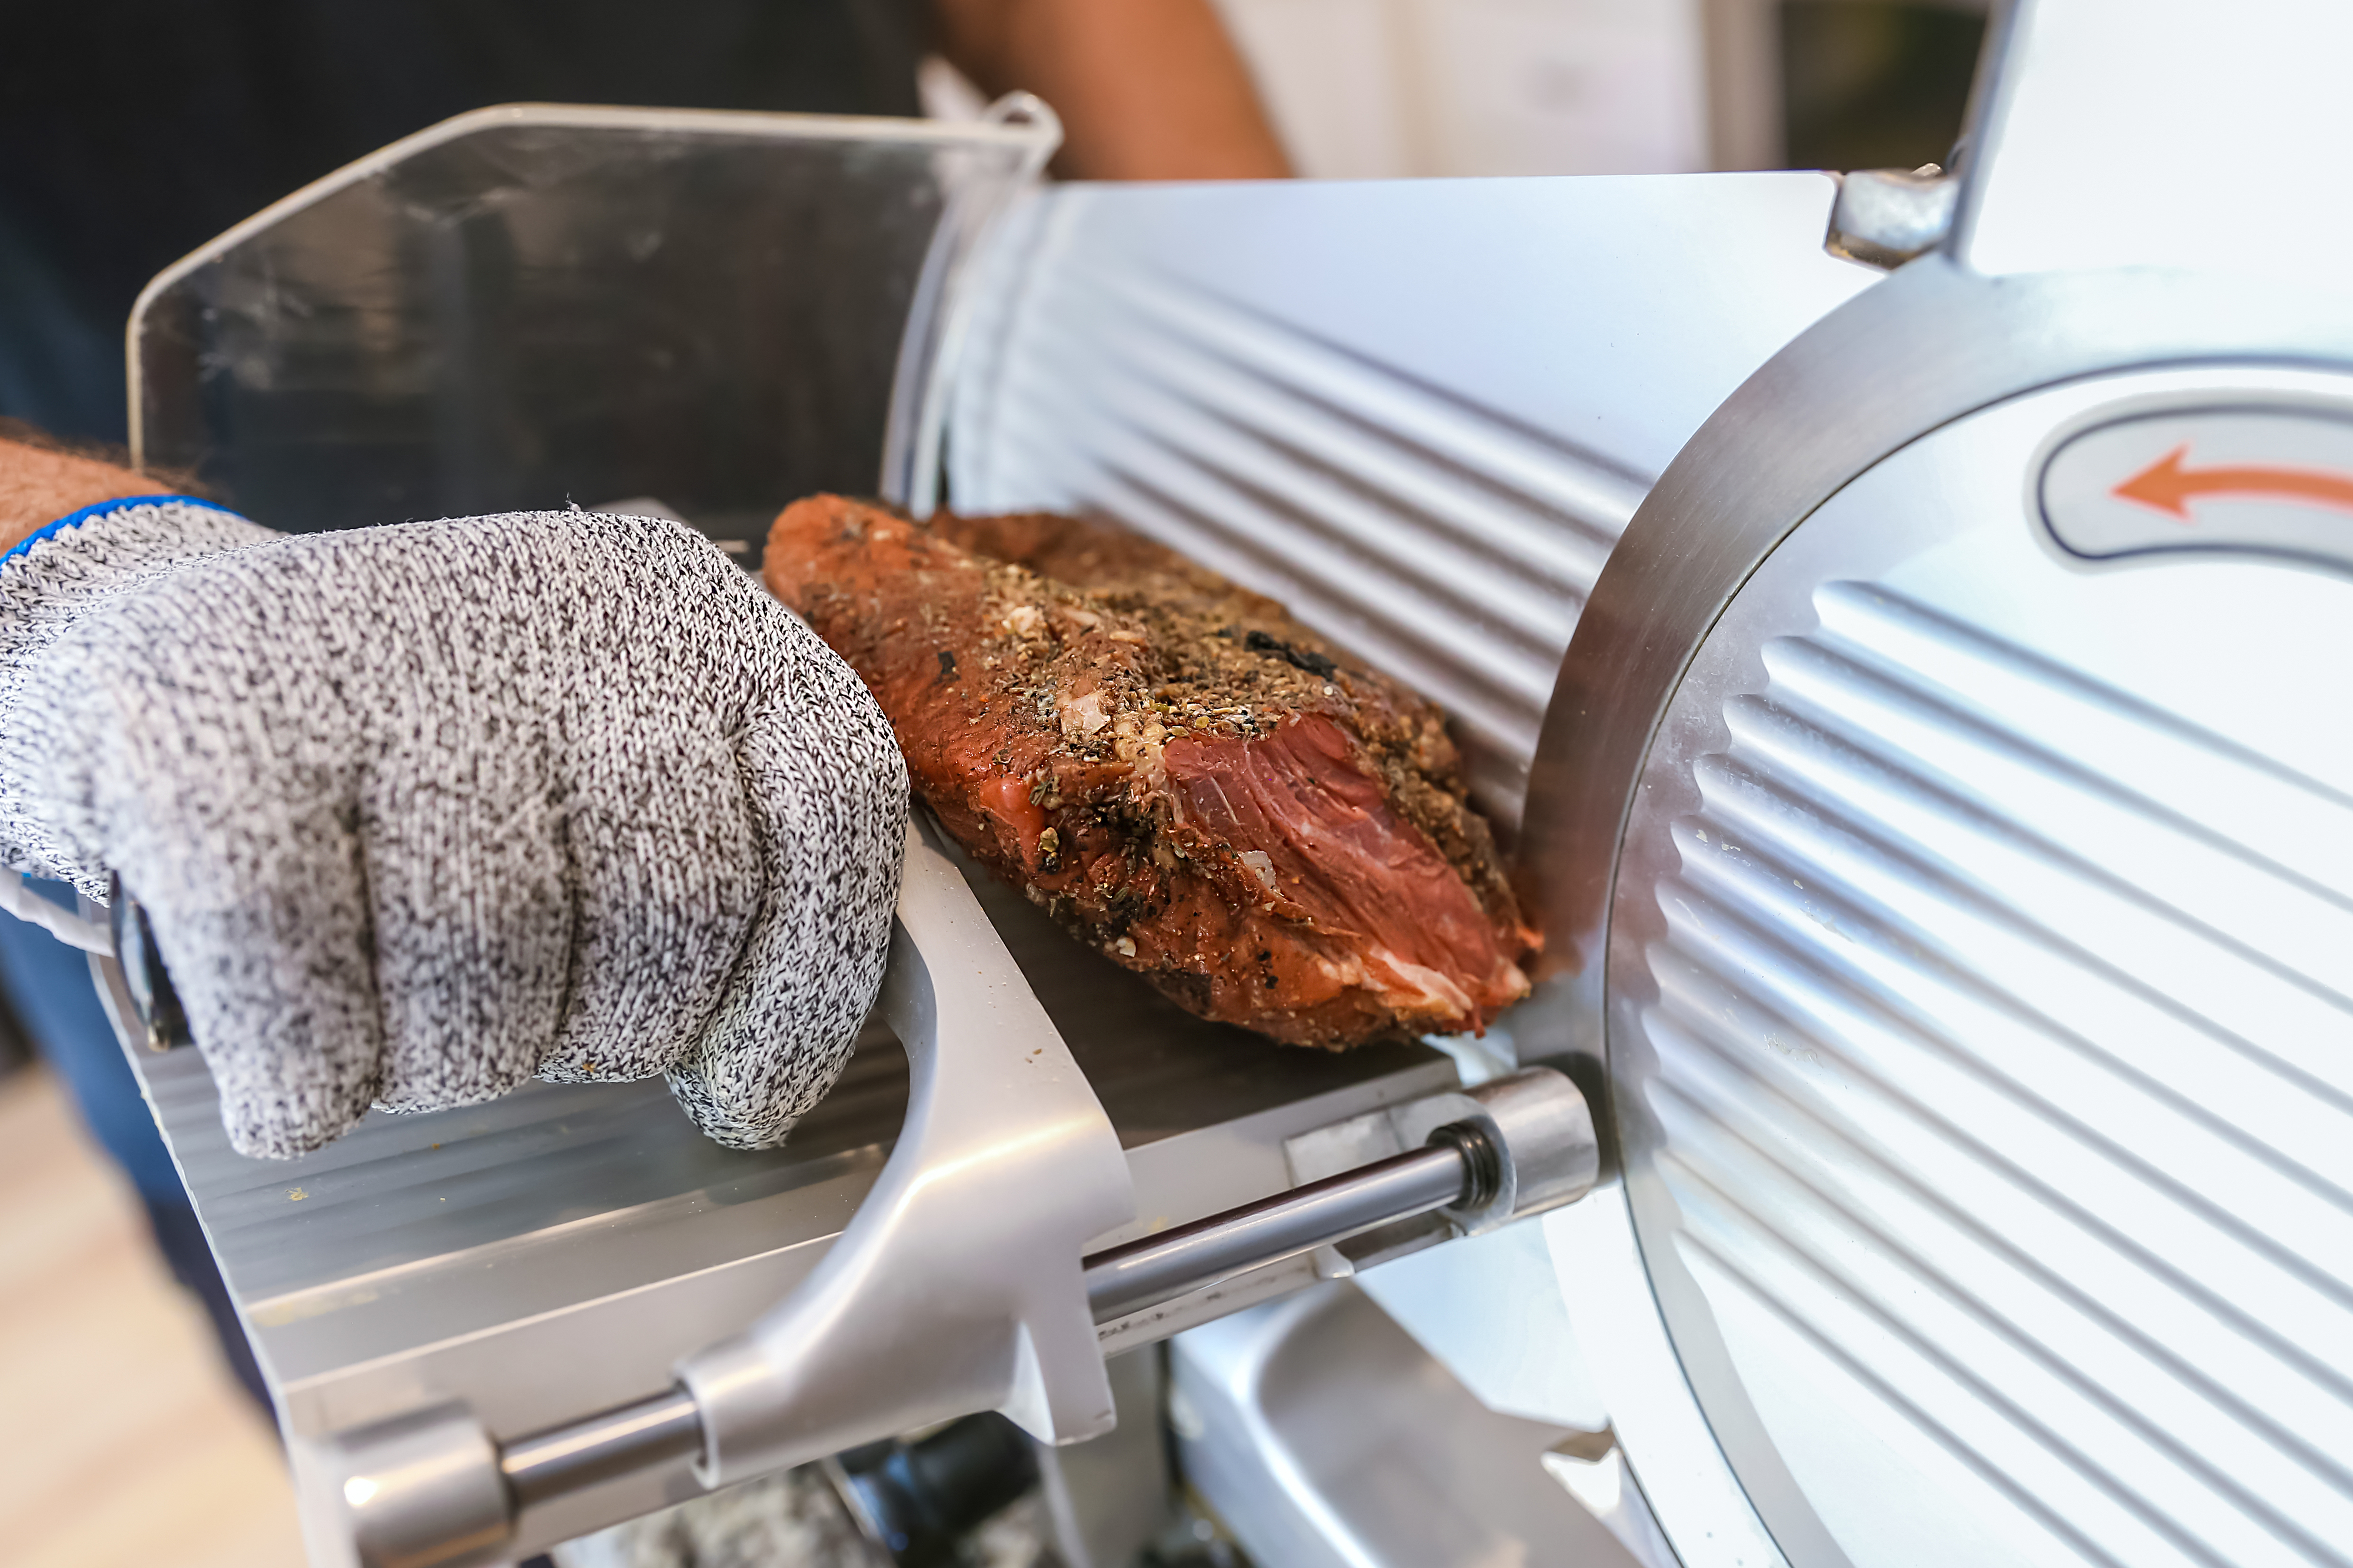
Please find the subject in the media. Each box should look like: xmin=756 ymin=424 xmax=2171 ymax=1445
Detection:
xmin=676 ymin=811 xmax=1136 ymax=1486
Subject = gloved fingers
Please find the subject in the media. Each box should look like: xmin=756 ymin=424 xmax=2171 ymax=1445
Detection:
xmin=525 ymin=513 xmax=771 ymax=1082
xmin=28 ymin=602 xmax=386 ymax=1158
xmin=362 ymin=779 xmax=573 ymax=1114
xmin=668 ymin=685 xmax=906 ymax=1150
xmin=11 ymin=506 xmax=907 ymax=1159
xmin=144 ymin=840 xmax=386 ymax=1159
xmin=536 ymin=715 xmax=762 ymax=1083
xmin=248 ymin=531 xmax=574 ymax=1116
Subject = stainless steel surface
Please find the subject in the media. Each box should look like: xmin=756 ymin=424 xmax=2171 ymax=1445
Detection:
xmin=288 ymin=803 xmax=1126 ymax=1564
xmin=1614 ymin=364 xmax=2353 ymax=1568
xmin=1516 ymin=8 xmax=2353 ymax=1563
xmin=296 ymin=807 xmax=1132 ymax=1561
xmin=1354 ymin=1216 xmax=1683 ymax=1559
xmin=1169 ymin=1283 xmax=1639 ymax=1568
xmin=938 ymin=171 xmax=1877 ymax=832
xmin=1519 ymin=254 xmax=2353 ymax=1087
xmin=1542 ymin=1427 xmax=1679 ymax=1568
xmin=1823 ymin=168 xmax=1958 ymax=269
xmin=501 ymin=1391 xmax=703 ymax=1511
xmin=1391 ymin=1067 xmax=1600 ymax=1236
xmin=1085 ymin=1144 xmax=1467 ymax=1325
xmin=1278 ymin=1108 xmax=1455 ymax=1281
xmin=1358 ymin=1217 xmax=1608 ymax=1432
xmin=339 ymin=1073 xmax=1549 ymax=1555
xmin=1527 ymin=301 xmax=2353 ymax=1564
xmin=1545 ymin=1182 xmax=1789 ymax=1568
xmin=322 ymin=1402 xmax=511 ymax=1568
xmin=111 ymin=142 xmax=1886 ymax=1567
xmin=1089 ymin=1066 xmax=1599 ymax=1319
xmin=678 ymin=812 xmax=1132 ymax=1489
xmin=1034 ymin=1347 xmax=1171 ymax=1568
xmin=0 ymin=876 xmax=108 ymax=952
xmin=129 ymin=104 xmax=1055 ymax=543
xmin=119 ymin=828 xmax=1454 ymax=1559
xmin=122 ymin=50 xmax=2319 ymax=1568
xmin=1954 ymin=0 xmax=2353 ymax=291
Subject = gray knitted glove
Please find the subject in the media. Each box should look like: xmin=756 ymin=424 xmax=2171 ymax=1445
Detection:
xmin=0 ymin=498 xmax=907 ymax=1158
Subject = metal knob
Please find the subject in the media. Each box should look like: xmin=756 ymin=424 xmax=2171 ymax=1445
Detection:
xmin=1825 ymin=164 xmax=1960 ymax=269
xmin=323 ymin=1403 xmax=514 ymax=1568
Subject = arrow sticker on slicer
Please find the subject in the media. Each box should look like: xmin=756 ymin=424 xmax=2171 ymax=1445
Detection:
xmin=2112 ymin=445 xmax=2353 ymax=520
xmin=2039 ymin=403 xmax=2353 ymax=573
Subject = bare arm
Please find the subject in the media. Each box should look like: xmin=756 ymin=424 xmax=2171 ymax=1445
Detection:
xmin=0 ymin=435 xmax=162 ymax=553
xmin=931 ymin=0 xmax=1291 ymax=180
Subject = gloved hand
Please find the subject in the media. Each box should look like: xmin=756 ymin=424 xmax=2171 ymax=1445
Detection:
xmin=0 ymin=497 xmax=908 ymax=1158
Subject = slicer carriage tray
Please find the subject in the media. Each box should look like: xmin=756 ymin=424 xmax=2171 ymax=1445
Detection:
xmin=115 ymin=845 xmax=1456 ymax=1543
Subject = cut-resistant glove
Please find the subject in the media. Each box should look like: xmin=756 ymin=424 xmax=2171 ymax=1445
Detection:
xmin=0 ymin=497 xmax=908 ymax=1157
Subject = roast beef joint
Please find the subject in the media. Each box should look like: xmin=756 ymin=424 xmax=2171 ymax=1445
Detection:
xmin=764 ymin=496 xmax=1539 ymax=1047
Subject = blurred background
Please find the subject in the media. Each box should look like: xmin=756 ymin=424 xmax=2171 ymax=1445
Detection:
xmin=932 ymin=0 xmax=1989 ymax=178
xmin=1225 ymin=0 xmax=1987 ymax=178
xmin=0 ymin=2 xmax=1988 ymax=1565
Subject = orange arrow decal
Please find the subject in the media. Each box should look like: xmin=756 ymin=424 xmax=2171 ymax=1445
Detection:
xmin=2114 ymin=444 xmax=2353 ymax=521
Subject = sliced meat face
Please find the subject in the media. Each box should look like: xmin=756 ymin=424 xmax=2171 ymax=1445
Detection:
xmin=1165 ymin=717 xmax=1527 ymax=1022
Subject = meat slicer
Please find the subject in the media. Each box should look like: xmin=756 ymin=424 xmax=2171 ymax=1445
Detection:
xmin=99 ymin=0 xmax=2353 ymax=1563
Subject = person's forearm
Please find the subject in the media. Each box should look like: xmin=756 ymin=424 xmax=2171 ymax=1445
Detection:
xmin=932 ymin=0 xmax=1291 ymax=181
xmin=0 ymin=436 xmax=166 ymax=553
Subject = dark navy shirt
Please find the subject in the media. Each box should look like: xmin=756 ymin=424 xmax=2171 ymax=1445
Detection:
xmin=0 ymin=0 xmax=926 ymax=442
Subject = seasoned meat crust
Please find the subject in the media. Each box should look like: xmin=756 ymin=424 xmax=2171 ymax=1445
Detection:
xmin=765 ymin=496 xmax=1538 ymax=1046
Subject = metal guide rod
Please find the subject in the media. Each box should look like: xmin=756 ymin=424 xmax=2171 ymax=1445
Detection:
xmin=328 ymin=1069 xmax=1597 ymax=1566
xmin=1084 ymin=1130 xmax=1491 ymax=1323
xmin=487 ymin=1129 xmax=1485 ymax=1512
xmin=500 ymin=1390 xmax=704 ymax=1509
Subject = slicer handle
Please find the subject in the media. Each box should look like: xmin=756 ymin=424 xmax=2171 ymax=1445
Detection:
xmin=312 ymin=810 xmax=1134 ymax=1567
xmin=674 ymin=809 xmax=1137 ymax=1484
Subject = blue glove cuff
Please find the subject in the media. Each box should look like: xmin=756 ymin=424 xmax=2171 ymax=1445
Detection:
xmin=4 ymin=494 xmax=244 ymax=564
